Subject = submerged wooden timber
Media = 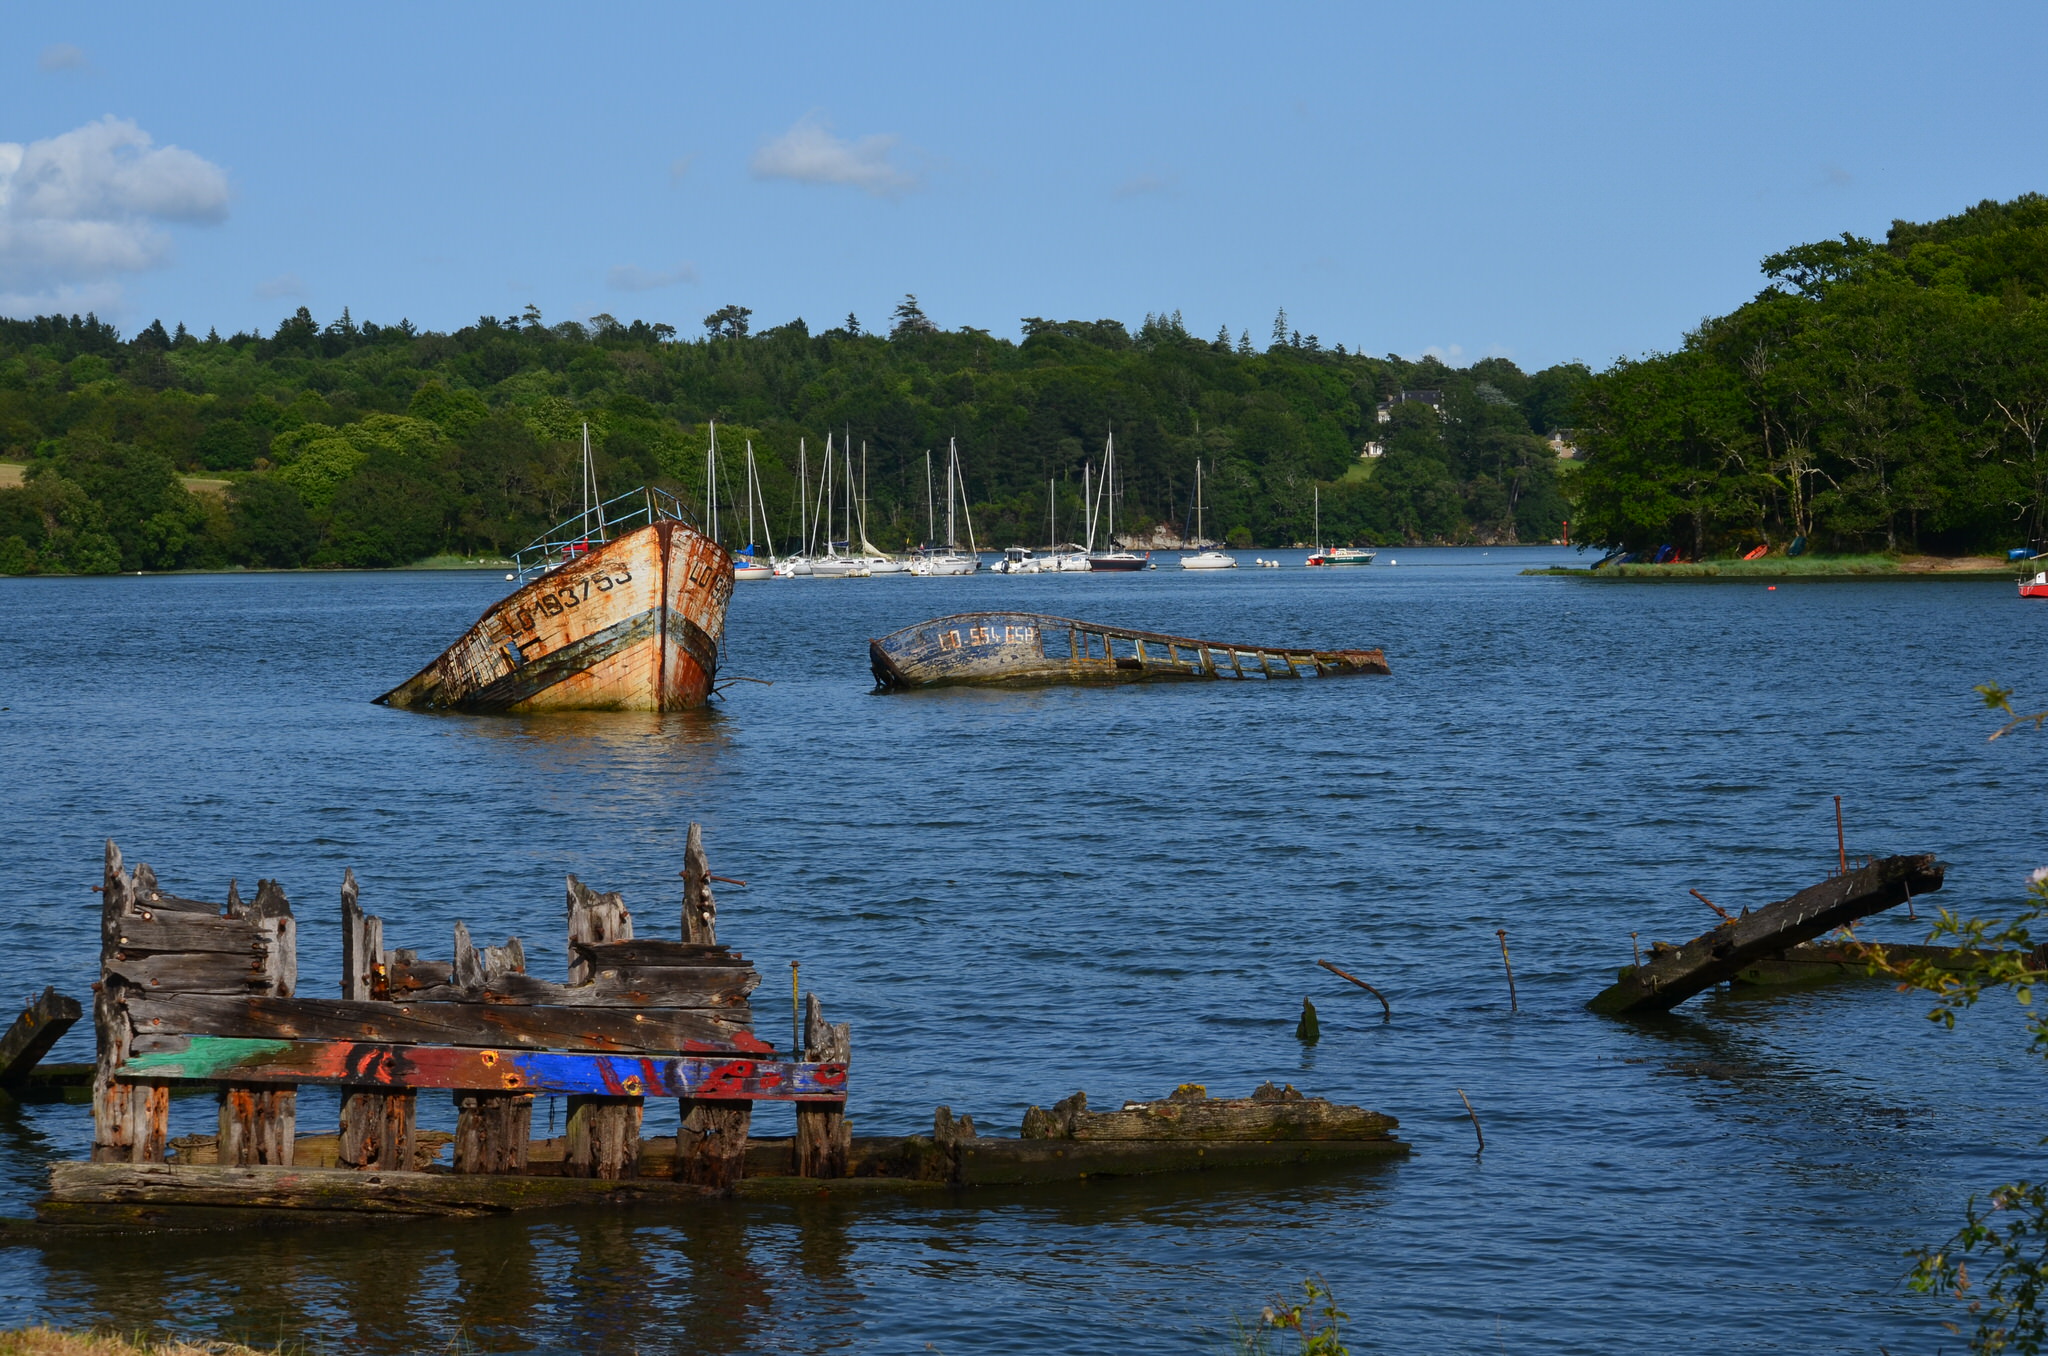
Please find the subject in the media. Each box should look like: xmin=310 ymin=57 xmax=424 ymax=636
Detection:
xmin=869 ymin=612 xmax=1391 ymax=690
xmin=1589 ymin=854 xmax=1945 ymax=1015
xmin=1730 ymin=940 xmax=2032 ymax=988
xmin=377 ymin=487 xmax=732 ymax=713
xmin=33 ymin=1084 xmax=1405 ymax=1229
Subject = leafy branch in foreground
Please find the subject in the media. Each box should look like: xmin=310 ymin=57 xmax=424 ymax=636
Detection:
xmin=1230 ymin=1277 xmax=1350 ymax=1355
xmin=1854 ymin=689 xmax=2048 ymax=1352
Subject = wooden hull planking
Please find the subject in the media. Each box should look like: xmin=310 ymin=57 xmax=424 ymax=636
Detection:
xmin=869 ymin=612 xmax=1390 ymax=690
xmin=377 ymin=521 xmax=731 ymax=713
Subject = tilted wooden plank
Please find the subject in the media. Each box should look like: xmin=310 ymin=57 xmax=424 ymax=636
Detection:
xmin=0 ymin=988 xmax=83 ymax=1086
xmin=117 ymin=1035 xmax=846 ymax=1101
xmin=126 ymin=993 xmax=771 ymax=1055
xmin=1588 ymin=854 xmax=1946 ymax=1015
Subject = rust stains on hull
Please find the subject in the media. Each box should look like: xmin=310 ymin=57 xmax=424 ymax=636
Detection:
xmin=378 ymin=521 xmax=733 ymax=713
xmin=869 ymin=612 xmax=1390 ymax=690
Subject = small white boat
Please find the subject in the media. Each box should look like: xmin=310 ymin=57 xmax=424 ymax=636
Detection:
xmin=732 ymin=554 xmax=774 ymax=581
xmin=1177 ymin=460 xmax=1236 ymax=570
xmin=773 ymin=556 xmax=814 ymax=578
xmin=910 ymin=549 xmax=978 ymax=576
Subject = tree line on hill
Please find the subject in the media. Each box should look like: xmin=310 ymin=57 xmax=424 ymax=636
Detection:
xmin=1572 ymin=193 xmax=2048 ymax=559
xmin=0 ymin=296 xmax=1582 ymax=574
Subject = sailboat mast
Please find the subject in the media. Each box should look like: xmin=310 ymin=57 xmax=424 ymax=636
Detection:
xmin=946 ymin=439 xmax=958 ymax=549
xmin=798 ymin=438 xmax=809 ymax=557
xmin=579 ymin=422 xmax=596 ymax=544
xmin=1195 ymin=458 xmax=1203 ymax=544
xmin=705 ymin=420 xmax=719 ymax=544
xmin=926 ymin=449 xmax=936 ymax=546
xmin=1082 ymin=462 xmax=1093 ymax=551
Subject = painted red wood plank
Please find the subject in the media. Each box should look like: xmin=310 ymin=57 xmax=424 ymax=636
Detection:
xmin=117 ymin=1036 xmax=846 ymax=1101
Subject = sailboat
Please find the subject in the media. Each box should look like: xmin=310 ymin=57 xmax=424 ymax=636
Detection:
xmin=851 ymin=440 xmax=908 ymax=574
xmin=1178 ymin=459 xmax=1236 ymax=570
xmin=1305 ymin=485 xmax=1376 ymax=566
xmin=810 ymin=433 xmax=870 ymax=578
xmin=731 ymin=438 xmax=777 ymax=581
xmin=1046 ymin=462 xmax=1093 ymax=571
xmin=774 ymin=438 xmax=815 ymax=577
xmin=912 ymin=439 xmax=980 ymax=575
xmin=1087 ymin=432 xmax=1147 ymax=571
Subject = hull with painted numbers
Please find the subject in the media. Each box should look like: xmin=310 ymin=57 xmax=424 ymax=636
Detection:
xmin=869 ymin=612 xmax=1391 ymax=690
xmin=377 ymin=520 xmax=731 ymax=712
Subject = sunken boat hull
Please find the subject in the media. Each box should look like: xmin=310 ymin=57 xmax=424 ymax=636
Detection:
xmin=379 ymin=520 xmax=732 ymax=713
xmin=869 ymin=612 xmax=1390 ymax=690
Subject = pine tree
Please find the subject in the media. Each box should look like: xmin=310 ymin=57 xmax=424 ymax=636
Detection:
xmin=891 ymin=294 xmax=936 ymax=338
xmin=1271 ymin=308 xmax=1289 ymax=348
xmin=1238 ymin=330 xmax=1253 ymax=356
xmin=1216 ymin=324 xmax=1231 ymax=348
xmin=844 ymin=312 xmax=862 ymax=338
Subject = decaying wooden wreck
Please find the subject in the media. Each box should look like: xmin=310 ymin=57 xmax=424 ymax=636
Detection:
xmin=1589 ymin=854 xmax=1949 ymax=1015
xmin=30 ymin=837 xmax=1404 ymax=1230
xmin=869 ymin=612 xmax=1391 ymax=690
xmin=378 ymin=487 xmax=732 ymax=713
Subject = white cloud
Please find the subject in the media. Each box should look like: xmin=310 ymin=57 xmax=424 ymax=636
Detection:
xmin=254 ymin=273 xmax=305 ymax=300
xmin=607 ymin=263 xmax=697 ymax=292
xmin=750 ymin=113 xmax=919 ymax=196
xmin=0 ymin=116 xmax=230 ymax=308
xmin=1422 ymin=343 xmax=1467 ymax=363
xmin=39 ymin=44 xmax=87 ymax=72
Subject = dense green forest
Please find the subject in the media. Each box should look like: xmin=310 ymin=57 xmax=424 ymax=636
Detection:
xmin=1574 ymin=193 xmax=2048 ymax=558
xmin=0 ymin=296 xmax=1583 ymax=573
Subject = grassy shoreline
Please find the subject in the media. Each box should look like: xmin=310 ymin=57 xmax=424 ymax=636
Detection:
xmin=1524 ymin=553 xmax=2024 ymax=581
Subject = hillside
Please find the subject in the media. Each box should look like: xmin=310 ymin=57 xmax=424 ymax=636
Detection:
xmin=0 ymin=302 xmax=1581 ymax=573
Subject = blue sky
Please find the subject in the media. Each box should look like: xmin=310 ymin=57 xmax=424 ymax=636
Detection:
xmin=3 ymin=2 xmax=2046 ymax=371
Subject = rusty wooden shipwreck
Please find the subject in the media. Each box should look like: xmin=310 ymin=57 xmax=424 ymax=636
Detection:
xmin=1589 ymin=854 xmax=1948 ymax=1015
xmin=869 ymin=612 xmax=1391 ymax=690
xmin=29 ymin=837 xmax=1404 ymax=1230
xmin=378 ymin=486 xmax=732 ymax=714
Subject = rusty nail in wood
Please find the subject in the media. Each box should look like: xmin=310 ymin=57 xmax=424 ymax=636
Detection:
xmin=1689 ymin=888 xmax=1734 ymax=922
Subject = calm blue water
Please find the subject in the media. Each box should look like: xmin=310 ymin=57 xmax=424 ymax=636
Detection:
xmin=0 ymin=547 xmax=2043 ymax=1354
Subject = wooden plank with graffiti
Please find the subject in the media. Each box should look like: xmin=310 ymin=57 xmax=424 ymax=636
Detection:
xmin=118 ymin=1035 xmax=848 ymax=1101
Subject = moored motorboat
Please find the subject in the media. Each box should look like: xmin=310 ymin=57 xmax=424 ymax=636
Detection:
xmin=1179 ymin=550 xmax=1237 ymax=570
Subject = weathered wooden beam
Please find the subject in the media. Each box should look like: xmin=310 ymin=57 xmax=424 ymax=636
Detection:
xmin=954 ymin=1136 xmax=1409 ymax=1185
xmin=682 ymin=823 xmax=717 ymax=945
xmin=92 ymin=842 xmax=168 ymax=1164
xmin=1588 ymin=854 xmax=1946 ymax=1015
xmin=795 ymin=993 xmax=851 ymax=1179
xmin=674 ymin=1100 xmax=749 ymax=1188
xmin=564 ymin=1096 xmax=642 ymax=1179
xmin=0 ymin=988 xmax=82 ymax=1087
xmin=120 ymin=1035 xmax=848 ymax=1100
xmin=383 ymin=962 xmax=757 ymax=1010
xmin=454 ymin=1092 xmax=532 ymax=1174
xmin=217 ymin=1086 xmax=295 ymax=1166
xmin=566 ymin=875 xmax=632 ymax=985
xmin=337 ymin=1084 xmax=417 ymax=1170
xmin=43 ymin=1162 xmax=715 ymax=1217
xmin=127 ymin=993 xmax=768 ymax=1055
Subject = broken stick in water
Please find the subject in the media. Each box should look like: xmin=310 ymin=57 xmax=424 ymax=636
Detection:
xmin=1496 ymin=929 xmax=1518 ymax=1013
xmin=1689 ymin=888 xmax=1734 ymax=922
xmin=1316 ymin=959 xmax=1391 ymax=1018
xmin=1457 ymin=1089 xmax=1484 ymax=1155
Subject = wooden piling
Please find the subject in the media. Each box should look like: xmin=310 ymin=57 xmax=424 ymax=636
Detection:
xmin=337 ymin=869 xmax=415 ymax=1170
xmin=215 ymin=871 xmax=296 ymax=1167
xmin=454 ymin=1092 xmax=533 ymax=1174
xmin=795 ymin=993 xmax=851 ymax=1178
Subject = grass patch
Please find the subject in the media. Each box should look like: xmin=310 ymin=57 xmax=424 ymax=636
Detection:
xmin=1525 ymin=552 xmax=2020 ymax=580
xmin=0 ymin=1327 xmax=277 ymax=1356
